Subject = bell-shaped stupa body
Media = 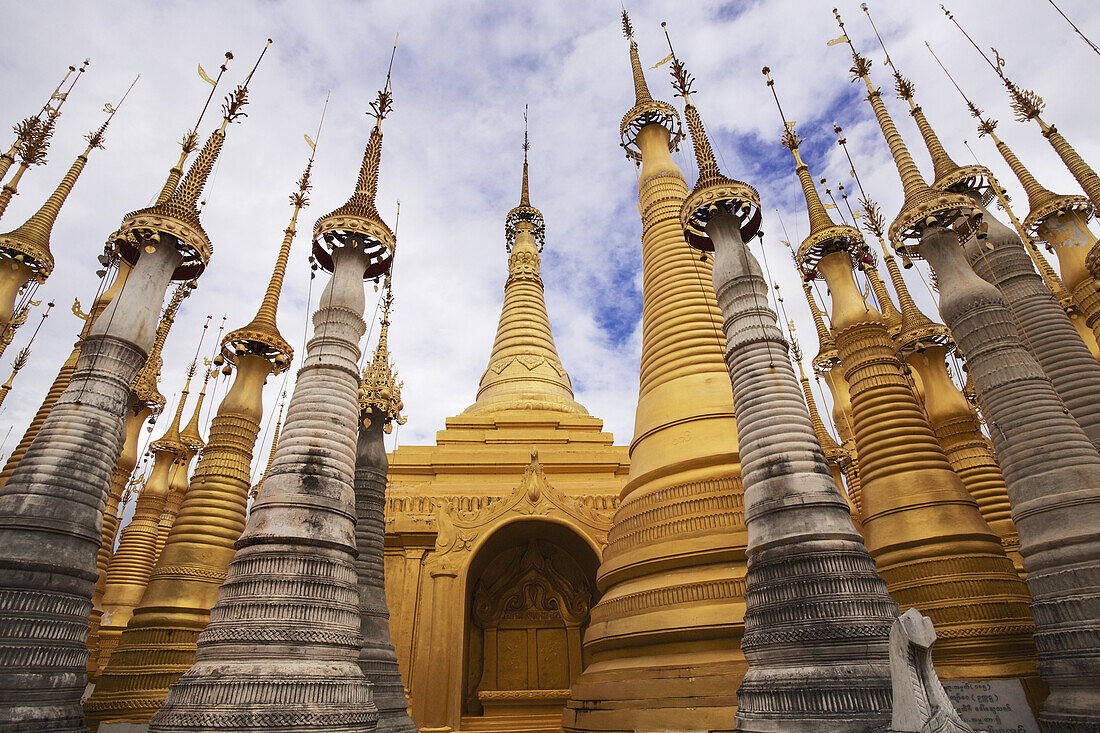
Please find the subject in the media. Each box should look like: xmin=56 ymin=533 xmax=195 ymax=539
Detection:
xmin=565 ymin=18 xmax=746 ymax=730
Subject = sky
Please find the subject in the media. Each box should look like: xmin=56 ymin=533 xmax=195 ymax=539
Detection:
xmin=0 ymin=0 xmax=1097 ymax=492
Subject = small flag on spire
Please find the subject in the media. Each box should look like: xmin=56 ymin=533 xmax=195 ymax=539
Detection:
xmin=197 ymin=64 xmax=217 ymax=86
xmin=304 ymin=134 xmax=316 ymax=151
xmin=827 ymin=34 xmax=849 ymax=46
xmin=650 ymin=52 xmax=674 ymax=69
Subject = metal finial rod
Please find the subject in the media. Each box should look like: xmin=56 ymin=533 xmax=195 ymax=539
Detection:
xmin=523 ymin=104 xmax=529 ymax=156
xmin=832 ymin=7 xmax=861 ymax=58
xmin=307 ymin=91 xmax=330 ymax=166
xmin=924 ymin=41 xmax=982 ymax=117
xmin=190 ymin=52 xmax=233 ymax=140
xmin=241 ymin=39 xmax=273 ymax=89
xmin=97 ymin=74 xmax=140 ymax=131
xmin=861 ymin=3 xmax=895 ymax=71
xmin=20 ymin=301 xmax=54 ymax=352
xmin=940 ymin=5 xmax=1002 ymax=76
xmin=1046 ymin=0 xmax=1100 ymax=57
xmin=189 ymin=314 xmax=213 ymax=365
xmin=385 ymin=34 xmax=398 ymax=91
xmin=761 ymin=66 xmax=791 ymax=128
xmin=833 ymin=123 xmax=869 ymax=201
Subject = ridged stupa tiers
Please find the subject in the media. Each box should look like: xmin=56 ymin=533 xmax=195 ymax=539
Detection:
xmin=846 ymin=10 xmax=1100 ymax=726
xmin=565 ymin=17 xmax=747 ymax=731
xmin=781 ymin=47 xmax=1040 ymax=701
xmin=150 ymin=72 xmax=395 ymax=731
xmin=465 ymin=130 xmax=587 ymax=416
xmin=94 ymin=366 xmax=198 ymax=673
xmin=86 ymin=143 xmax=314 ymax=729
xmin=354 ymin=281 xmax=415 ymax=733
xmin=679 ymin=58 xmax=898 ymax=731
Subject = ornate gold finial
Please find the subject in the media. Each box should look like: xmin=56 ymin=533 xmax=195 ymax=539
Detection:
xmin=131 ymin=281 xmax=197 ymax=414
xmin=358 ymin=276 xmax=406 ymax=433
xmin=619 ymin=13 xmax=682 ymax=162
xmin=223 ymin=94 xmax=328 ymax=374
xmin=0 ymin=61 xmax=88 ymax=200
xmin=666 ymin=24 xmax=760 ymax=251
xmin=764 ymin=66 xmax=863 ymax=273
xmin=0 ymin=301 xmax=51 ymax=409
xmin=156 ymin=51 xmax=233 ymax=206
xmin=0 ymin=62 xmax=83 ymax=180
xmin=150 ymin=360 xmax=197 ymax=455
xmin=832 ymin=7 xmax=978 ymax=254
xmin=0 ymin=77 xmax=137 ymax=285
xmin=111 ymin=41 xmax=270 ymax=283
xmin=313 ymin=38 xmax=397 ymax=281
xmin=925 ymin=42 xmax=1093 ymax=238
xmin=860 ymin=4 xmax=994 ymax=204
xmin=180 ymin=363 xmax=212 ymax=453
xmin=505 ymin=105 xmax=546 ymax=252
xmin=833 ymin=123 xmax=952 ymax=353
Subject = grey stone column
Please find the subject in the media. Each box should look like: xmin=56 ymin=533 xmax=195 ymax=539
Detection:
xmin=149 ymin=244 xmax=379 ymax=732
xmin=963 ymin=204 xmax=1100 ymax=448
xmin=355 ymin=407 xmax=417 ymax=733
xmin=705 ymin=214 xmax=897 ymax=733
xmin=0 ymin=243 xmax=181 ymax=732
xmin=919 ymin=224 xmax=1100 ymax=731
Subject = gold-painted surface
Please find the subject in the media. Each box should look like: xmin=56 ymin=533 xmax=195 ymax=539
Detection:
xmin=87 ymin=404 xmax=151 ymax=681
xmin=906 ymin=346 xmax=1022 ymax=572
xmin=94 ymin=379 xmax=194 ymax=673
xmin=1037 ymin=211 xmax=1100 ymax=348
xmin=0 ymin=261 xmax=131 ymax=491
xmin=816 ymin=249 xmax=1038 ymax=684
xmin=565 ymin=38 xmax=744 ymax=730
xmin=864 ymin=260 xmax=903 ymax=337
xmin=83 ymin=354 xmax=272 ymax=728
xmin=823 ymin=363 xmax=862 ymax=517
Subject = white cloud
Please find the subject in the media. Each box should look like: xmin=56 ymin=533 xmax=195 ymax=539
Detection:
xmin=0 ymin=0 xmax=1096 ymax=482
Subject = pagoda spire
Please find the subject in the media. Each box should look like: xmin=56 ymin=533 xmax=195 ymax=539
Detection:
xmin=146 ymin=57 xmax=394 ymax=726
xmin=111 ymin=42 xmax=267 ymax=282
xmin=566 ymin=17 xmax=745 ymax=731
xmin=855 ymin=5 xmax=1100 ymax=447
xmin=833 ymin=8 xmax=977 ymax=252
xmin=926 ymin=43 xmax=1100 ymax=348
xmin=353 ymin=276 xmax=415 ymax=733
xmin=0 ymin=80 xmax=134 ymax=341
xmin=179 ymin=363 xmax=211 ymax=453
xmin=773 ymin=54 xmax=1039 ymax=689
xmin=360 ymin=276 xmax=406 ymax=431
xmin=0 ymin=61 xmax=88 ymax=211
xmin=0 ymin=61 xmax=87 ymax=184
xmin=943 ymin=5 xmax=1100 ymax=216
xmin=85 ymin=107 xmax=329 ymax=728
xmin=466 ymin=112 xmax=586 ymax=415
xmin=670 ymin=41 xmax=896 ymax=730
xmin=0 ymin=44 xmax=266 ymax=728
xmin=0 ymin=302 xmax=51 ymax=410
xmin=841 ymin=11 xmax=1100 ymax=723
xmin=617 ymin=11 xmax=682 ymax=162
xmin=95 ymin=362 xmax=197 ymax=670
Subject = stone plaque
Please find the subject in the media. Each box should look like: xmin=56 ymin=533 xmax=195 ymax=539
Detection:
xmin=942 ymin=679 xmax=1039 ymax=733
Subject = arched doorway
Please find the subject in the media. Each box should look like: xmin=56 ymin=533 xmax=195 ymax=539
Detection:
xmin=462 ymin=519 xmax=600 ymax=729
